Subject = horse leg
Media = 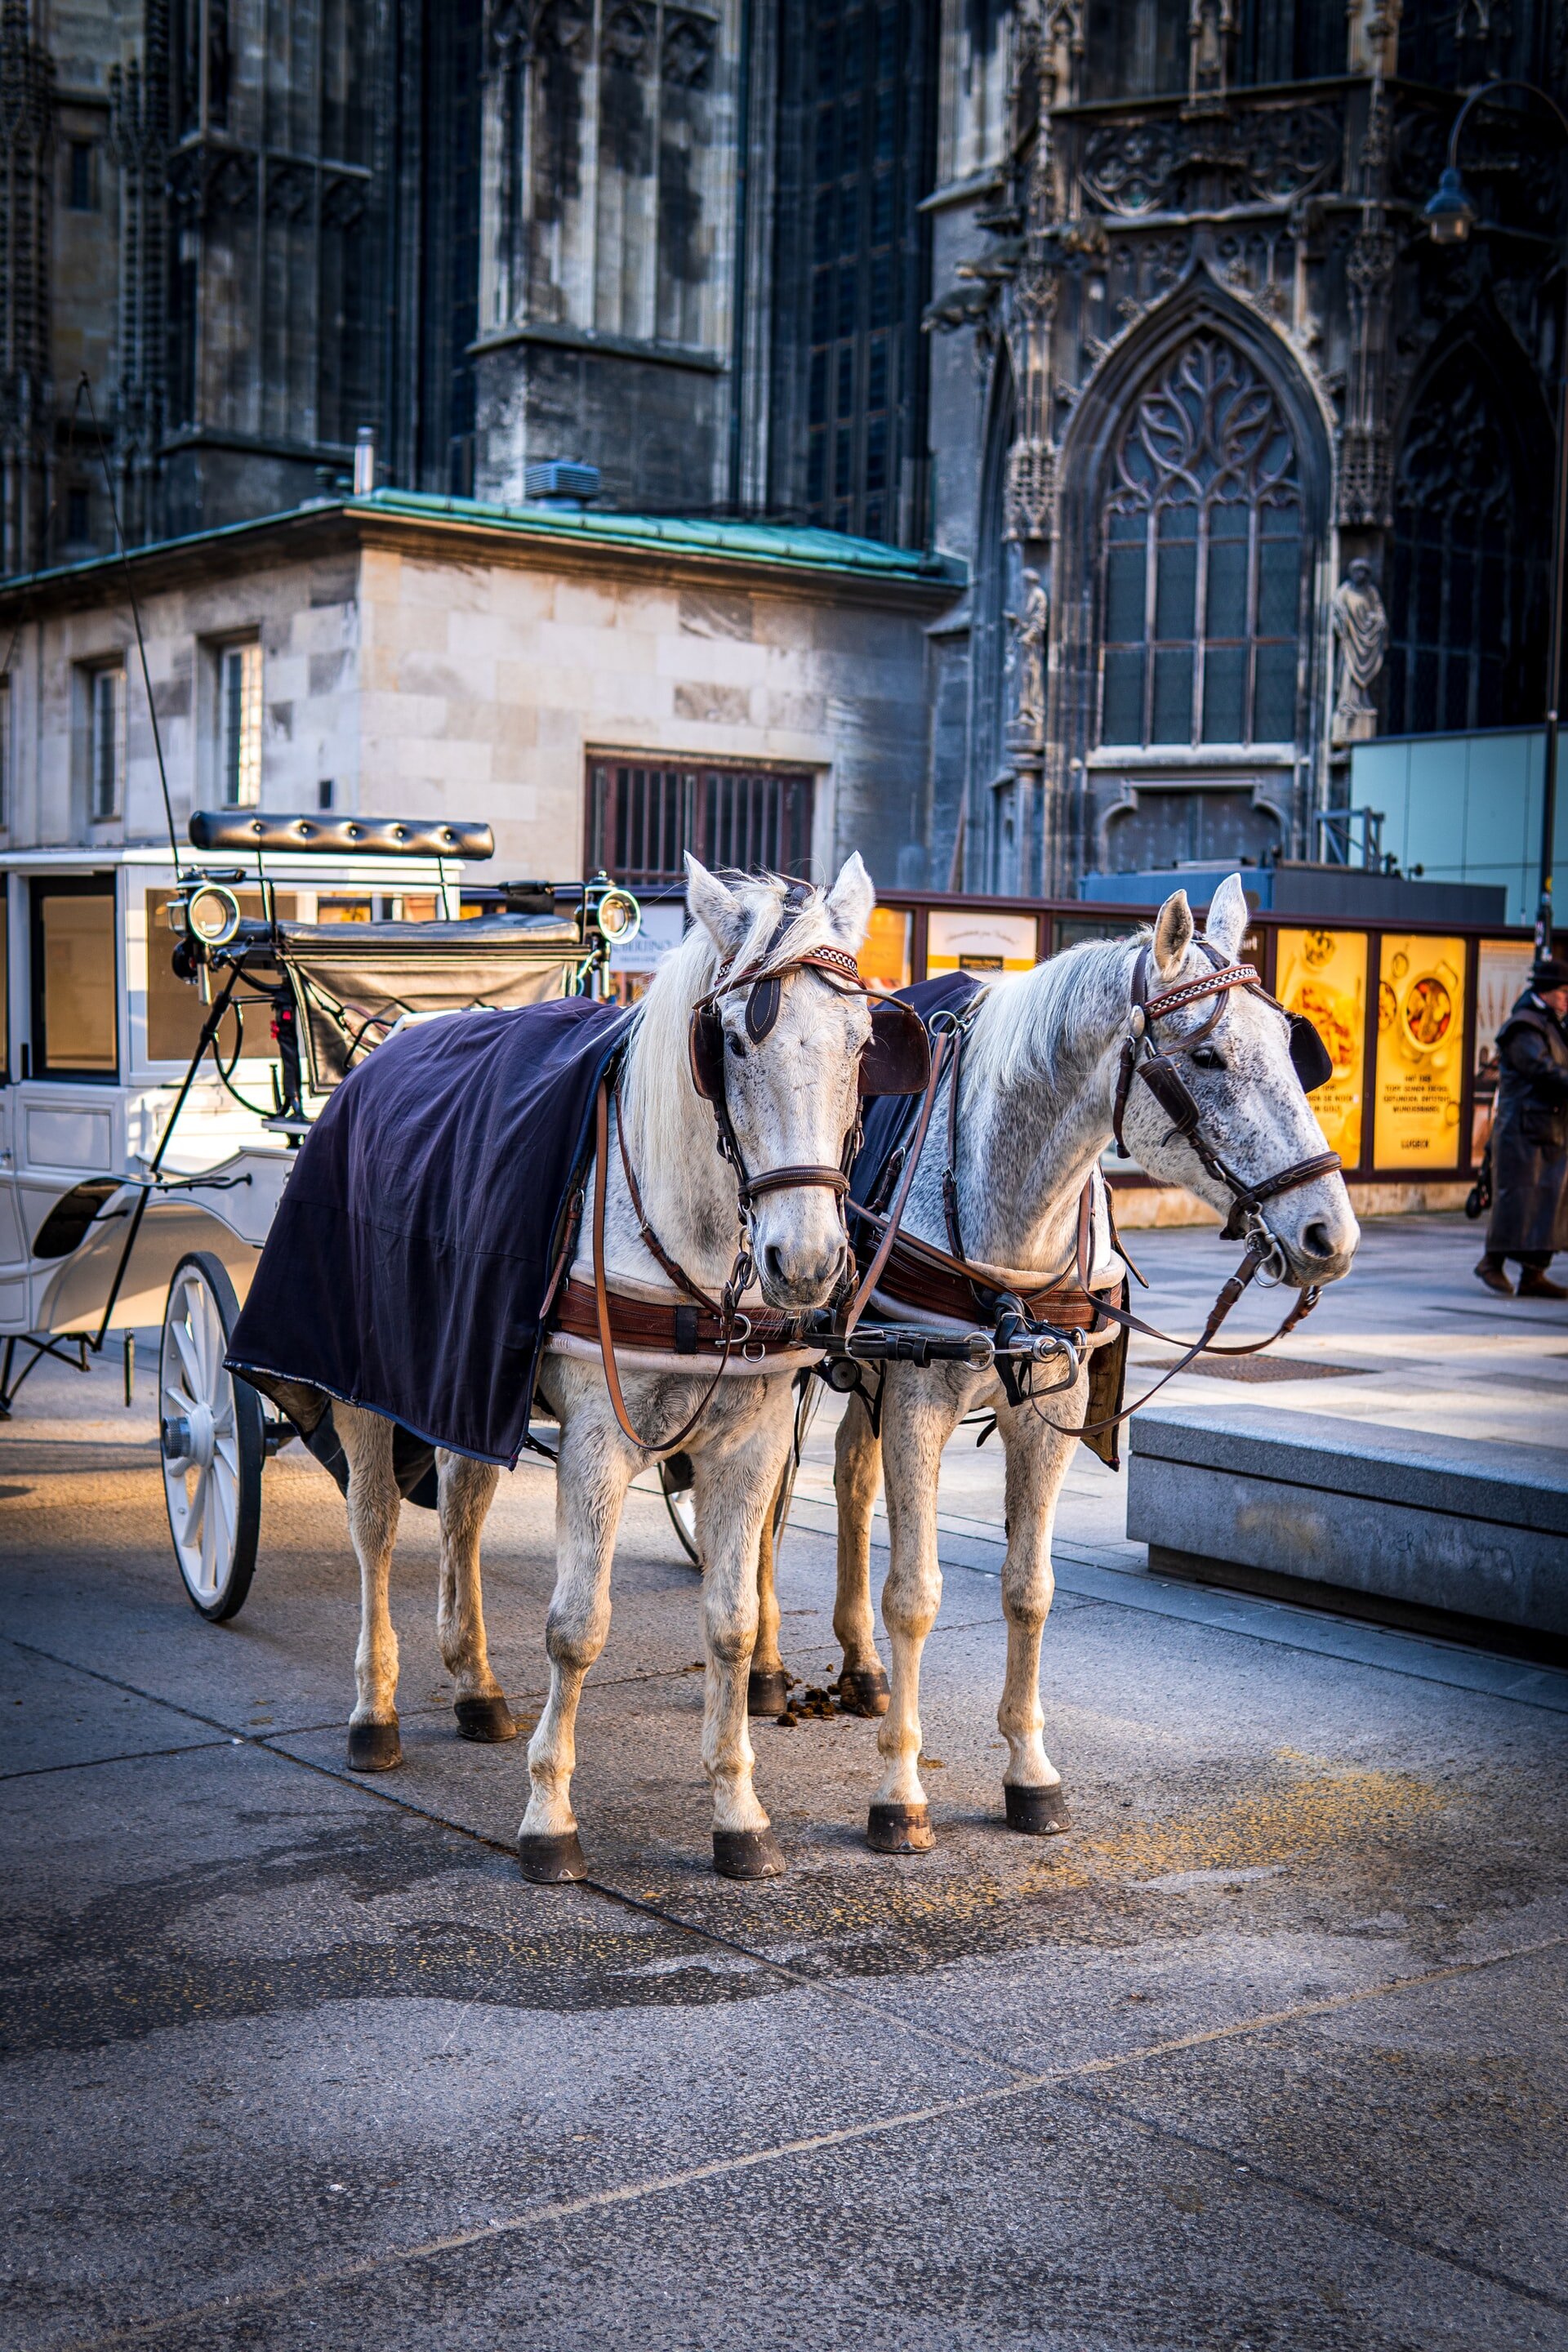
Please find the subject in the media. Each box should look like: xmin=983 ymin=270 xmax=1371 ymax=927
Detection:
xmin=994 ymin=1398 xmax=1077 ymax=1836
xmin=868 ymin=1375 xmax=964 ymax=1851
xmin=833 ymin=1392 xmax=889 ymax=1714
xmin=518 ymin=1410 xmax=635 ymax=1882
xmin=747 ymin=1471 xmax=790 ymax=1717
xmin=693 ymin=1402 xmax=793 ymax=1878
xmin=434 ymin=1450 xmax=513 ymax=1743
xmin=336 ymin=1404 xmax=404 ymax=1773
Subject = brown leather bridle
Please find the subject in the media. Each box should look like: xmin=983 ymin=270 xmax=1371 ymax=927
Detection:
xmin=1111 ymin=938 xmax=1342 ymax=1248
xmin=588 ymin=907 xmax=930 ymax=1453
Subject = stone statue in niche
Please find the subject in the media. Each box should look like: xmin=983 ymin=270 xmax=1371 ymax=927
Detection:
xmin=1330 ymin=558 xmax=1388 ymax=745
xmin=1007 ymin=568 xmax=1049 ymax=741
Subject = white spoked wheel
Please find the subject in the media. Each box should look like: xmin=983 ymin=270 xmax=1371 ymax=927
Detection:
xmin=161 ymin=1251 xmax=264 ymax=1621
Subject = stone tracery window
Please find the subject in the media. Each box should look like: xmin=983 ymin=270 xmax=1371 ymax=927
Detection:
xmin=1385 ymin=351 xmax=1548 ymax=736
xmin=1098 ymin=332 xmax=1304 ymax=749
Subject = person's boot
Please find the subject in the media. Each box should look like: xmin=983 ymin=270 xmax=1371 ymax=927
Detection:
xmin=1474 ymin=1258 xmax=1514 ymax=1295
xmin=1517 ymin=1267 xmax=1568 ymax=1299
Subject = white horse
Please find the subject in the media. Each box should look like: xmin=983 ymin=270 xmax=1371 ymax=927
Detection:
xmin=332 ymin=858 xmax=881 ymax=1880
xmin=767 ymin=875 xmax=1361 ymax=1852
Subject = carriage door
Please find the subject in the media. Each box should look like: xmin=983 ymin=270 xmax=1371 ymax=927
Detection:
xmin=7 ymin=874 xmax=120 ymax=1330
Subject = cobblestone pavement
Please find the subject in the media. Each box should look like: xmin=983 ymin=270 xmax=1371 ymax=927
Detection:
xmin=2 ymin=1215 xmax=1566 ymax=2351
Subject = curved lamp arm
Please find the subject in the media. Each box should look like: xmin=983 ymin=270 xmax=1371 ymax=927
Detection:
xmin=1445 ymin=76 xmax=1568 ymax=171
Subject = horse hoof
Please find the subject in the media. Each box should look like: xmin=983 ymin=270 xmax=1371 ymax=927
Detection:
xmin=867 ymin=1802 xmax=934 ymax=1855
xmin=747 ymin=1667 xmax=790 ymax=1716
xmin=518 ymin=1829 xmax=588 ymax=1883
xmin=1004 ymin=1783 xmax=1070 ymax=1836
xmin=713 ymin=1828 xmax=786 ymax=1879
xmin=346 ymin=1720 xmax=402 ymax=1773
xmin=838 ymin=1666 xmax=890 ymax=1717
xmin=455 ymin=1695 xmax=517 ymax=1743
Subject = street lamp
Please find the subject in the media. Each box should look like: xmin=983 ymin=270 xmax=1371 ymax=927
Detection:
xmin=1426 ymin=79 xmax=1568 ymax=958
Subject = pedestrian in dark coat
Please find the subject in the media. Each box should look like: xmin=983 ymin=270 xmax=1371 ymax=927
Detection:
xmin=1476 ymin=956 xmax=1568 ymax=1297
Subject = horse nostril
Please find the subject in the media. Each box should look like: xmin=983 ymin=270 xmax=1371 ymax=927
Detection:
xmin=764 ymin=1244 xmax=787 ymax=1289
xmin=1302 ymin=1218 xmax=1334 ymax=1263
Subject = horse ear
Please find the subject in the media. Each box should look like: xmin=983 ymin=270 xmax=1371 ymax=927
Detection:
xmin=684 ymin=855 xmax=746 ymax=956
xmin=823 ymin=851 xmax=875 ymax=952
xmin=1205 ymin=873 xmax=1249 ymax=963
xmin=1152 ymin=889 xmax=1194 ymax=981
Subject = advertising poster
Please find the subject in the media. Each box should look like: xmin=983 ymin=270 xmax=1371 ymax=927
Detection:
xmin=858 ymin=905 xmax=911 ymax=991
xmin=927 ymin=909 xmax=1037 ymax=975
xmin=1472 ymin=938 xmax=1535 ymax=1162
xmin=1274 ymin=928 xmax=1367 ymax=1169
xmin=1373 ymin=933 xmax=1468 ymax=1171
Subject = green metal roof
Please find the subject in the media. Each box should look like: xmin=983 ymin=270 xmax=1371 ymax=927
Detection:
xmin=0 ymin=489 xmax=965 ymax=599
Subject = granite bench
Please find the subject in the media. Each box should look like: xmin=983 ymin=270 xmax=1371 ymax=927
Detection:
xmin=1125 ymin=1404 xmax=1568 ymax=1642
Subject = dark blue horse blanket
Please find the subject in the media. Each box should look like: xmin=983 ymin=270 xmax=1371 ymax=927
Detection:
xmin=227 ymin=996 xmax=633 ymax=1472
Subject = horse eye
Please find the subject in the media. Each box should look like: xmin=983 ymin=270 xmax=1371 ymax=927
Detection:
xmin=727 ymin=1032 xmax=746 ymax=1058
xmin=1190 ymin=1046 xmax=1225 ymax=1071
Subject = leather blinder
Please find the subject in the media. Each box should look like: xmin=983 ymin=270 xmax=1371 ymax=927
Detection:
xmin=745 ymin=974 xmax=782 ymax=1044
xmin=688 ymin=1004 xmax=726 ymax=1101
xmin=1139 ymin=1054 xmax=1202 ymax=1135
xmin=1288 ymin=1011 xmax=1334 ymax=1095
xmin=860 ymin=999 xmax=932 ymax=1098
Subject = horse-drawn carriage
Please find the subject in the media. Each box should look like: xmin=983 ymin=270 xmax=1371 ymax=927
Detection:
xmin=0 ymin=813 xmax=642 ymax=1616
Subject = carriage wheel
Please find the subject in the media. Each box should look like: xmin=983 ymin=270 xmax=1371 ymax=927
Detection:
xmin=160 ymin=1252 xmax=264 ymax=1622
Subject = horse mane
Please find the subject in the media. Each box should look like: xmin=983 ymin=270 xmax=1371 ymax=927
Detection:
xmin=963 ymin=932 xmax=1147 ymax=1098
xmin=620 ymin=871 xmax=847 ymax=1190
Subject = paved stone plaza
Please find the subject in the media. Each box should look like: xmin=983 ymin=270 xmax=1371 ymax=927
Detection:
xmin=2 ymin=1214 xmax=1566 ymax=2350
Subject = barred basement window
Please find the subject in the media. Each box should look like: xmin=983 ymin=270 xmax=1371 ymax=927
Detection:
xmin=586 ymin=760 xmax=814 ymax=888
xmin=1098 ymin=333 xmax=1304 ymax=749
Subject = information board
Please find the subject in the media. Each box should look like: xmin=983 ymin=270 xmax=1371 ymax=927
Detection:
xmin=927 ymin=909 xmax=1036 ymax=974
xmin=1373 ymin=933 xmax=1468 ymax=1171
xmin=1274 ymin=927 xmax=1367 ymax=1169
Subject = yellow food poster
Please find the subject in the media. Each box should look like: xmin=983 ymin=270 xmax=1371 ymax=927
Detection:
xmin=858 ymin=905 xmax=911 ymax=991
xmin=1373 ymin=933 xmax=1468 ymax=1170
xmin=1274 ymin=928 xmax=1367 ymax=1168
xmin=927 ymin=909 xmax=1036 ymax=975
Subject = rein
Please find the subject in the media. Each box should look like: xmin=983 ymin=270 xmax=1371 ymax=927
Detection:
xmin=848 ymin=933 xmax=1343 ymax=1432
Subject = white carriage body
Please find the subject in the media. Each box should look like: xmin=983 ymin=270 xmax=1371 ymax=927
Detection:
xmin=0 ymin=843 xmax=510 ymax=1340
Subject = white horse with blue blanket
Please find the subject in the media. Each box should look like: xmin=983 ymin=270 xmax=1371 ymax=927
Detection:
xmin=265 ymin=859 xmax=885 ymax=1880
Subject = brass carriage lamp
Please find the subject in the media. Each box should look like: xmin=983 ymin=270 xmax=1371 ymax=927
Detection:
xmin=1423 ymin=165 xmax=1476 ymax=244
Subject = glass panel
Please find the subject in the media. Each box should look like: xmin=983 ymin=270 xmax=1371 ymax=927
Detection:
xmin=1253 ymin=641 xmax=1296 ymax=740
xmin=0 ymin=889 xmax=7 ymax=1078
xmin=1154 ymin=513 xmax=1196 ymax=639
xmin=1151 ymin=644 xmax=1192 ymax=743
xmin=1275 ymin=928 xmax=1367 ymax=1169
xmin=1205 ymin=524 xmax=1248 ymax=637
xmin=1256 ymin=526 xmax=1299 ymax=635
xmin=1200 ymin=644 xmax=1246 ymax=742
xmin=40 ymin=891 xmax=116 ymax=1072
xmin=1101 ymin=646 xmax=1144 ymax=744
xmin=1105 ymin=541 xmax=1145 ymax=641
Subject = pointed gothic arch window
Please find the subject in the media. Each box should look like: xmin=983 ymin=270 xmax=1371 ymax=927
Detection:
xmin=1098 ymin=332 xmax=1305 ymax=749
xmin=1385 ymin=351 xmax=1548 ymax=736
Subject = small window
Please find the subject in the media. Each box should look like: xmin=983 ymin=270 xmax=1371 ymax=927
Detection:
xmin=218 ymin=640 xmax=262 ymax=806
xmin=0 ymin=673 xmax=10 ymax=829
xmin=67 ymin=140 xmax=96 ymax=212
xmin=66 ymin=486 xmax=90 ymax=543
xmin=88 ymin=666 xmax=125 ymax=821
xmin=31 ymin=877 xmax=117 ymax=1078
xmin=586 ymin=760 xmax=814 ymax=887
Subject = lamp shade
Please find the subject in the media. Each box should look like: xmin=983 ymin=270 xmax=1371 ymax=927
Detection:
xmin=1423 ymin=165 xmax=1476 ymax=243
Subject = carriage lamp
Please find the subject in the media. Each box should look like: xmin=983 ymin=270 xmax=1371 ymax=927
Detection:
xmin=591 ymin=884 xmax=642 ymax=945
xmin=185 ymin=881 xmax=243 ymax=948
xmin=1423 ymin=165 xmax=1476 ymax=243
